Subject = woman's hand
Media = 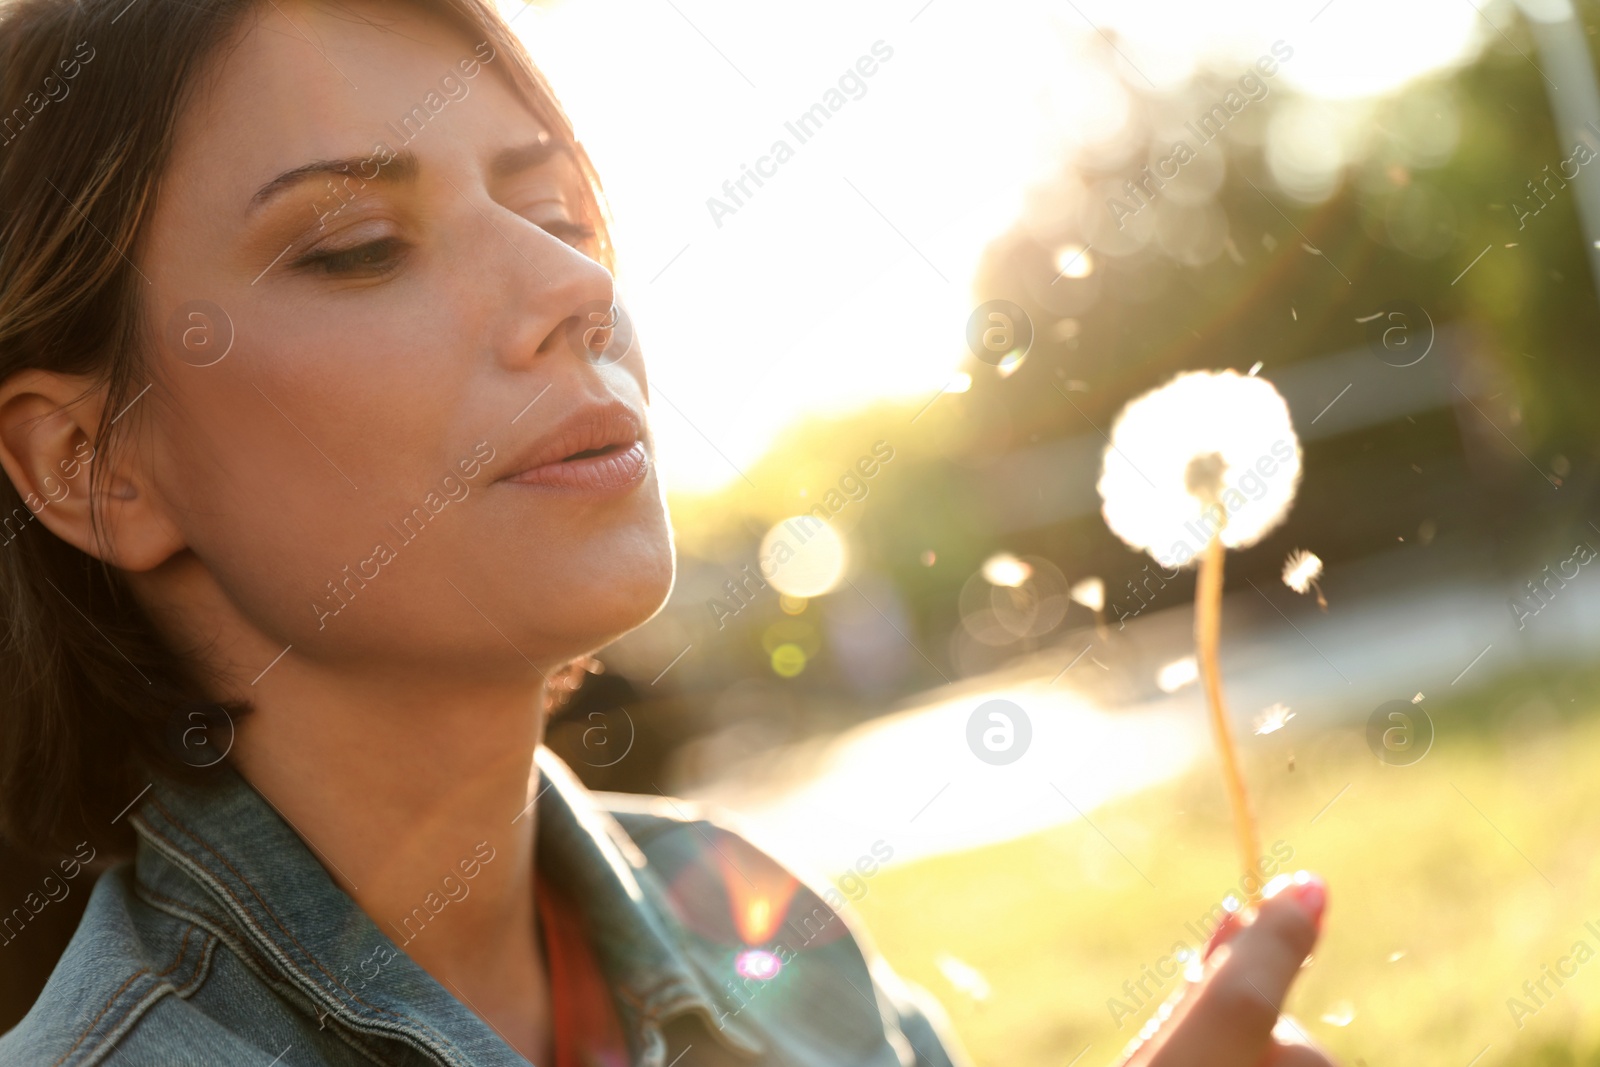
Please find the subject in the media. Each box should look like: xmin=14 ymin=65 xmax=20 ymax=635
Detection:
xmin=1120 ymin=873 xmax=1334 ymax=1067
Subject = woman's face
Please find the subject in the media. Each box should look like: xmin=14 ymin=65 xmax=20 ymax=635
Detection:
xmin=133 ymin=0 xmax=673 ymax=680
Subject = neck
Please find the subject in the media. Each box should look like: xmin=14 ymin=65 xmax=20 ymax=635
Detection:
xmin=228 ymin=658 xmax=555 ymax=1064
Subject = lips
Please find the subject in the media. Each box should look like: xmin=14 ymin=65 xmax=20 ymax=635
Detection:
xmin=500 ymin=401 xmax=649 ymax=492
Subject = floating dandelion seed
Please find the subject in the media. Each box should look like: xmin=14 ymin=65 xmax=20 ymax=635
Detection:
xmin=1282 ymin=548 xmax=1328 ymax=610
xmin=1253 ymin=702 xmax=1295 ymax=735
xmin=1070 ymin=576 xmax=1110 ymax=639
xmin=1069 ymin=577 xmax=1105 ymax=613
xmin=1098 ymin=369 xmax=1304 ymax=905
xmin=1156 ymin=655 xmax=1198 ymax=693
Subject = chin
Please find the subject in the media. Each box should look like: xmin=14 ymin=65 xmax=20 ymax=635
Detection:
xmin=543 ymin=526 xmax=676 ymax=662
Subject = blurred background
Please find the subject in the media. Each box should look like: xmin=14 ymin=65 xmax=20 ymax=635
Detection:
xmin=8 ymin=1 xmax=1600 ymax=1064
xmin=528 ymin=0 xmax=1600 ymax=1063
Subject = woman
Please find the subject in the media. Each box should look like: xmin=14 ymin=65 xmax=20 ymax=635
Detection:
xmin=0 ymin=1 xmax=1334 ymax=1064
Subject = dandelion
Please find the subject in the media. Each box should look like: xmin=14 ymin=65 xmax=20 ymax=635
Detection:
xmin=1097 ymin=369 xmax=1304 ymax=904
xmin=1097 ymin=371 xmax=1300 ymax=566
xmin=1282 ymin=548 xmax=1327 ymax=610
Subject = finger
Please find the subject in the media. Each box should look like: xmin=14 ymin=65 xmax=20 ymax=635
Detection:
xmin=1202 ymin=908 xmax=1245 ymax=962
xmin=1155 ymin=873 xmax=1327 ymax=1067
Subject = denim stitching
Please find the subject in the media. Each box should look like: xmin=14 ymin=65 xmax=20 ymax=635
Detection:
xmin=53 ymin=924 xmax=199 ymax=1067
xmin=74 ymin=927 xmax=218 ymax=1067
xmin=133 ymin=804 xmax=469 ymax=1066
xmin=135 ymin=885 xmax=402 ymax=1067
xmin=48 ymin=969 xmax=146 ymax=1067
xmin=135 ymin=882 xmax=280 ymax=988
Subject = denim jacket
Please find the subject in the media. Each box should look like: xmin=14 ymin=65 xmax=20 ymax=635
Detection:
xmin=0 ymin=749 xmax=968 ymax=1067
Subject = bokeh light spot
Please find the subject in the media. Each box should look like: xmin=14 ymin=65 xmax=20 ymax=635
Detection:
xmin=760 ymin=519 xmax=847 ymax=598
xmin=771 ymin=643 xmax=807 ymax=678
xmin=981 ymin=552 xmax=1032 ymax=588
xmin=1055 ymin=243 xmax=1095 ymax=279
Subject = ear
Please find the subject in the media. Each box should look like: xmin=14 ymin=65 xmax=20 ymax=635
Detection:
xmin=0 ymin=370 xmax=185 ymax=571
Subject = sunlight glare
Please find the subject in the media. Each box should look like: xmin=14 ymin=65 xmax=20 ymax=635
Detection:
xmin=510 ymin=0 xmax=1486 ymax=492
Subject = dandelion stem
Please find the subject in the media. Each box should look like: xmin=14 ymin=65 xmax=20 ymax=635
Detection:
xmin=1195 ymin=533 xmax=1263 ymax=904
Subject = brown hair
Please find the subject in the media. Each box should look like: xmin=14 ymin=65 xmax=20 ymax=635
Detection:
xmin=0 ymin=0 xmax=612 ymax=859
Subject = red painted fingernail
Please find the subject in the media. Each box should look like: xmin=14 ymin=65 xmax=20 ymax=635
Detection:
xmin=1293 ymin=878 xmax=1328 ymax=930
xmin=1265 ymin=871 xmax=1328 ymax=930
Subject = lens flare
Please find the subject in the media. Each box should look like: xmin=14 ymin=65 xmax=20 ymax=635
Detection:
xmin=735 ymin=948 xmax=784 ymax=981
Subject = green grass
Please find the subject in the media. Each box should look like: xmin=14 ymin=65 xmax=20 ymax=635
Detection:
xmin=851 ymin=668 xmax=1600 ymax=1067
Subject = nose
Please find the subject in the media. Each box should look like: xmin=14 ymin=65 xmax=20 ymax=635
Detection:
xmin=472 ymin=205 xmax=618 ymax=373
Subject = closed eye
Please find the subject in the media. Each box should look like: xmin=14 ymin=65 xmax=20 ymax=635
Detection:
xmin=292 ymin=236 xmax=409 ymax=276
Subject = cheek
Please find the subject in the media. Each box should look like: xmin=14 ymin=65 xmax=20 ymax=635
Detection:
xmin=146 ymin=320 xmax=467 ymax=651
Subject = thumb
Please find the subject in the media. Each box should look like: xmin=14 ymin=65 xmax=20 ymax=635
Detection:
xmin=1159 ymin=873 xmax=1326 ymax=1065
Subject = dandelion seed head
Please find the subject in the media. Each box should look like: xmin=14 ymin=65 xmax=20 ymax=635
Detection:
xmin=1098 ymin=371 xmax=1303 ymax=566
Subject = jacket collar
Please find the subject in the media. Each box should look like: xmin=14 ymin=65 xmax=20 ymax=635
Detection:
xmin=127 ymin=749 xmax=763 ymax=1067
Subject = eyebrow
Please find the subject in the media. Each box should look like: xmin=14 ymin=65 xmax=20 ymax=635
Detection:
xmin=250 ymin=139 xmax=574 ymax=210
xmin=488 ymin=138 xmax=572 ymax=181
